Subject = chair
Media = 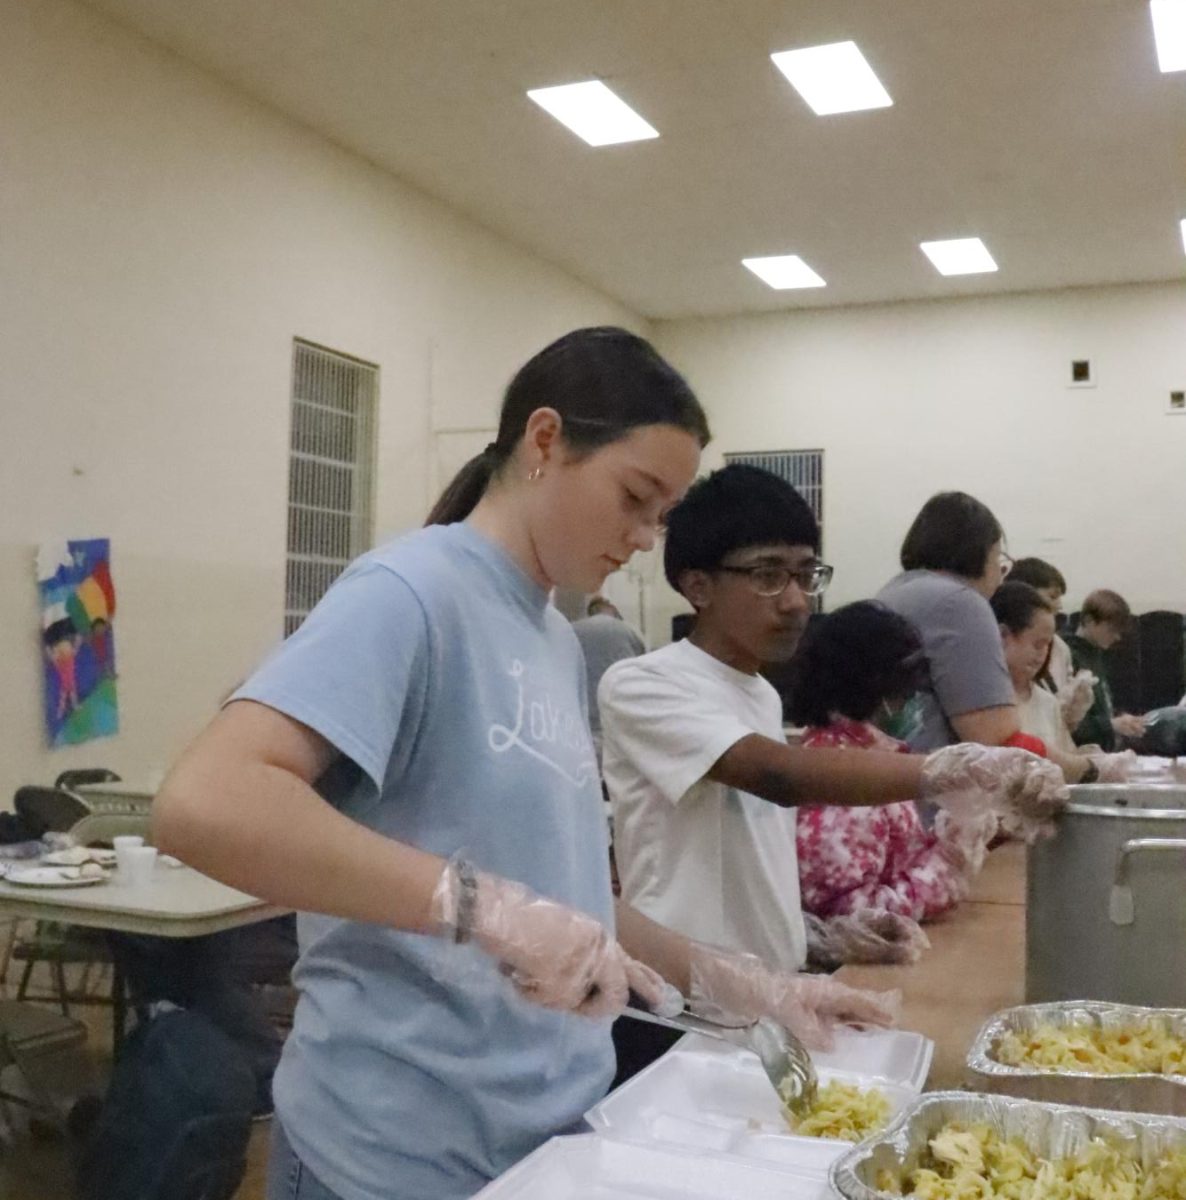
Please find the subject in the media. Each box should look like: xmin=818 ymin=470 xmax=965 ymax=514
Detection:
xmin=53 ymin=768 xmax=121 ymax=791
xmin=0 ymin=998 xmax=90 ymax=1131
xmin=7 ymin=788 xmax=146 ymax=1019
xmin=13 ymin=785 xmax=90 ymax=839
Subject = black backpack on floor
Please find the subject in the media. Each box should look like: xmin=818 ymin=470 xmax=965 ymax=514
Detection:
xmin=73 ymin=1007 xmax=256 ymax=1200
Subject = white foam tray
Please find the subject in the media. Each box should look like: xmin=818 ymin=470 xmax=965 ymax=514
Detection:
xmin=474 ymin=1133 xmax=830 ymax=1199
xmin=585 ymin=1044 xmax=919 ymax=1173
xmin=669 ymin=1025 xmax=933 ymax=1094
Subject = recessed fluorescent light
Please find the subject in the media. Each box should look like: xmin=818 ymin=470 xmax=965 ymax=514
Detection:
xmin=526 ymin=80 xmax=658 ymax=146
xmin=770 ymin=41 xmax=892 ymax=115
xmin=919 ymin=237 xmax=998 ymax=276
xmin=1180 ymin=218 xmax=1186 ymax=255
xmin=1151 ymin=0 xmax=1186 ymax=72
xmin=742 ymin=255 xmax=827 ymax=290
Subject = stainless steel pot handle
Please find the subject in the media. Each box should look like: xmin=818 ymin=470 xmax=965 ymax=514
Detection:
xmin=1109 ymin=837 xmax=1186 ymax=925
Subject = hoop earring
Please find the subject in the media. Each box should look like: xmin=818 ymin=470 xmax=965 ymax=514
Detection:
xmin=527 ymin=466 xmax=543 ymax=483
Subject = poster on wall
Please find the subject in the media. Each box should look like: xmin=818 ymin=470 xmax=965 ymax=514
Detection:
xmin=36 ymin=538 xmax=119 ymax=747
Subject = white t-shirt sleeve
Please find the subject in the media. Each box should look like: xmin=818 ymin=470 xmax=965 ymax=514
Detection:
xmin=599 ymin=659 xmax=757 ymax=806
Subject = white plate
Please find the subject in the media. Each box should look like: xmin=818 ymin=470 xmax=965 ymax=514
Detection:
xmin=585 ymin=1046 xmax=916 ymax=1174
xmin=4 ymin=866 xmax=106 ymax=888
xmin=475 ymin=1134 xmax=829 ymax=1199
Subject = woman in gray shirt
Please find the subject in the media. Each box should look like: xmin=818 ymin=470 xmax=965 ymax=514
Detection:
xmin=877 ymin=492 xmax=1020 ymax=752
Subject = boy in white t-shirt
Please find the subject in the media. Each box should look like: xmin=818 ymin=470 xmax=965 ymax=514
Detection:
xmin=599 ymin=465 xmax=1069 ymax=1078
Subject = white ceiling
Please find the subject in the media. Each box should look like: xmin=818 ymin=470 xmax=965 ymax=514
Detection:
xmin=82 ymin=0 xmax=1186 ymax=318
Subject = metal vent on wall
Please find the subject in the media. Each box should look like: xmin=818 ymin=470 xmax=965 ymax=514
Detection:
xmin=723 ymin=449 xmax=824 ymax=529
xmin=285 ymin=341 xmax=378 ymax=636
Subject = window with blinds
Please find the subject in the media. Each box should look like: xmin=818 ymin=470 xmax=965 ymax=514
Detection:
xmin=724 ymin=449 xmax=824 ymax=531
xmin=285 ymin=341 xmax=378 ymax=636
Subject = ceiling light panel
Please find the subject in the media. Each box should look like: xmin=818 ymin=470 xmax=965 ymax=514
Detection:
xmin=1151 ymin=0 xmax=1186 ymax=72
xmin=526 ymin=81 xmax=658 ymax=146
xmin=770 ymin=41 xmax=893 ymax=115
xmin=1180 ymin=218 xmax=1186 ymax=255
xmin=742 ymin=255 xmax=827 ymax=290
xmin=919 ymin=237 xmax=998 ymax=276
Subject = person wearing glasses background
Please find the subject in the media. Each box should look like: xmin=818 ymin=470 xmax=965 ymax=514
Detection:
xmin=876 ymin=492 xmax=1042 ymax=758
xmin=599 ymin=466 xmax=1068 ymax=1080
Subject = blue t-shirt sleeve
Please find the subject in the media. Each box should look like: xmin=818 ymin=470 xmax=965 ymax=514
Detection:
xmin=232 ymin=560 xmax=430 ymax=794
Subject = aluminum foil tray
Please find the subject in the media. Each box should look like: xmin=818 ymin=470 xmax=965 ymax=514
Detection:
xmin=966 ymin=1001 xmax=1186 ymax=1115
xmin=830 ymin=1090 xmax=1186 ymax=1200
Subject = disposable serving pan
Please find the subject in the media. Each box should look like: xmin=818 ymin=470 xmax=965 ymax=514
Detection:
xmin=966 ymin=1001 xmax=1186 ymax=1115
xmin=830 ymin=1090 xmax=1186 ymax=1200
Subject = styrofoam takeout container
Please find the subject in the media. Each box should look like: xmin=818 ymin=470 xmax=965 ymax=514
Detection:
xmin=473 ymin=1133 xmax=830 ymax=1199
xmin=585 ymin=1043 xmax=918 ymax=1174
xmin=670 ymin=1025 xmax=933 ymax=1094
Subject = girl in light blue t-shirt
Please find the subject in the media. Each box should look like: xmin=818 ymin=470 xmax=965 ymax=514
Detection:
xmin=154 ymin=328 xmax=901 ymax=1200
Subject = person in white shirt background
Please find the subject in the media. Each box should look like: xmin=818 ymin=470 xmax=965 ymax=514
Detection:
xmin=599 ymin=464 xmax=1069 ymax=1080
xmin=990 ymin=581 xmax=1133 ymax=784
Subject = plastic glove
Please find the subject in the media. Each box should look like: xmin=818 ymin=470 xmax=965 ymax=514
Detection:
xmin=430 ymin=860 xmax=665 ymax=1019
xmin=688 ymin=942 xmax=900 ymax=1051
xmin=1089 ymin=749 xmax=1137 ymax=783
xmin=804 ymin=911 xmax=930 ymax=969
xmin=934 ymin=807 xmax=998 ymax=879
xmin=920 ymin=744 xmax=1069 ymax=842
xmin=1059 ymin=670 xmax=1097 ymax=730
xmin=1112 ymin=713 xmax=1148 ymax=741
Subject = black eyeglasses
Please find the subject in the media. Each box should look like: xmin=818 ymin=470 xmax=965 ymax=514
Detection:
xmin=716 ymin=561 xmax=835 ymax=598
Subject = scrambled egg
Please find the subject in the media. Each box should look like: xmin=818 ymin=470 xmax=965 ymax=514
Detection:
xmin=783 ymin=1079 xmax=891 ymax=1141
xmin=876 ymin=1122 xmax=1186 ymax=1200
xmin=996 ymin=1021 xmax=1186 ymax=1076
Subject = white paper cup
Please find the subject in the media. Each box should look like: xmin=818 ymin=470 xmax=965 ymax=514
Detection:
xmin=115 ymin=840 xmax=155 ymax=885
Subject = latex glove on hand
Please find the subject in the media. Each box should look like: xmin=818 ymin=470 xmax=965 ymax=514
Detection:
xmin=920 ymin=744 xmax=1069 ymax=842
xmin=1060 ymin=670 xmax=1097 ymax=730
xmin=1090 ymin=749 xmax=1137 ymax=783
xmin=934 ymin=807 xmax=999 ymax=879
xmin=804 ymin=910 xmax=930 ymax=969
xmin=430 ymin=860 xmax=666 ymax=1019
xmin=1112 ymin=713 xmax=1148 ymax=741
xmin=688 ymin=942 xmax=900 ymax=1051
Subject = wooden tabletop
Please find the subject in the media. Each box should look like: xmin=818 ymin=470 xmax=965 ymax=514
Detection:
xmin=837 ymin=842 xmax=1027 ymax=1089
xmin=0 ymin=863 xmax=287 ymax=938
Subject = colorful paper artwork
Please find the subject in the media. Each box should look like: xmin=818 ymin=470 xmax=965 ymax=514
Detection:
xmin=37 ymin=538 xmax=119 ymax=747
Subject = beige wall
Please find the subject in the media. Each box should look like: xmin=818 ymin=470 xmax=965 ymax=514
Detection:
xmin=652 ymin=282 xmax=1186 ymax=643
xmin=0 ymin=0 xmax=641 ymax=797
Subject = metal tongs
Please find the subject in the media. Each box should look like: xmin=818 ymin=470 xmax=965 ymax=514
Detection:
xmin=625 ymin=987 xmax=819 ymax=1116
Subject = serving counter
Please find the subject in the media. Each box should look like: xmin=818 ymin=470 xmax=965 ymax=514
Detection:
xmin=836 ymin=841 xmax=1026 ymax=1089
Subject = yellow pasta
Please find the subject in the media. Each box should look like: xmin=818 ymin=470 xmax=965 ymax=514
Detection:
xmin=877 ymin=1121 xmax=1186 ymax=1200
xmin=996 ymin=1021 xmax=1186 ymax=1076
xmin=782 ymin=1079 xmax=890 ymax=1141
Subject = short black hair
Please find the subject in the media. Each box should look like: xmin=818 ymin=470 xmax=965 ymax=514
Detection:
xmin=663 ymin=464 xmax=819 ymax=593
xmin=1008 ymin=557 xmax=1067 ymax=595
xmin=785 ymin=601 xmax=926 ymax=727
xmin=990 ymin=581 xmax=1053 ymax=635
xmin=900 ymin=491 xmax=1003 ymax=579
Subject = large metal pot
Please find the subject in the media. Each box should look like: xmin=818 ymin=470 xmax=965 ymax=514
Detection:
xmin=1026 ymin=784 xmax=1186 ymax=1006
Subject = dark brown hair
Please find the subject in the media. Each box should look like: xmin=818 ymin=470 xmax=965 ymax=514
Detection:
xmin=900 ymin=491 xmax=1003 ymax=579
xmin=990 ymin=581 xmax=1054 ymax=635
xmin=1008 ymin=557 xmax=1067 ymax=595
xmin=426 ymin=327 xmax=710 ymax=526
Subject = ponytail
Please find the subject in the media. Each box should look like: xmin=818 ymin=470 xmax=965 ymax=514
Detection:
xmin=425 ymin=444 xmax=504 ymax=527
